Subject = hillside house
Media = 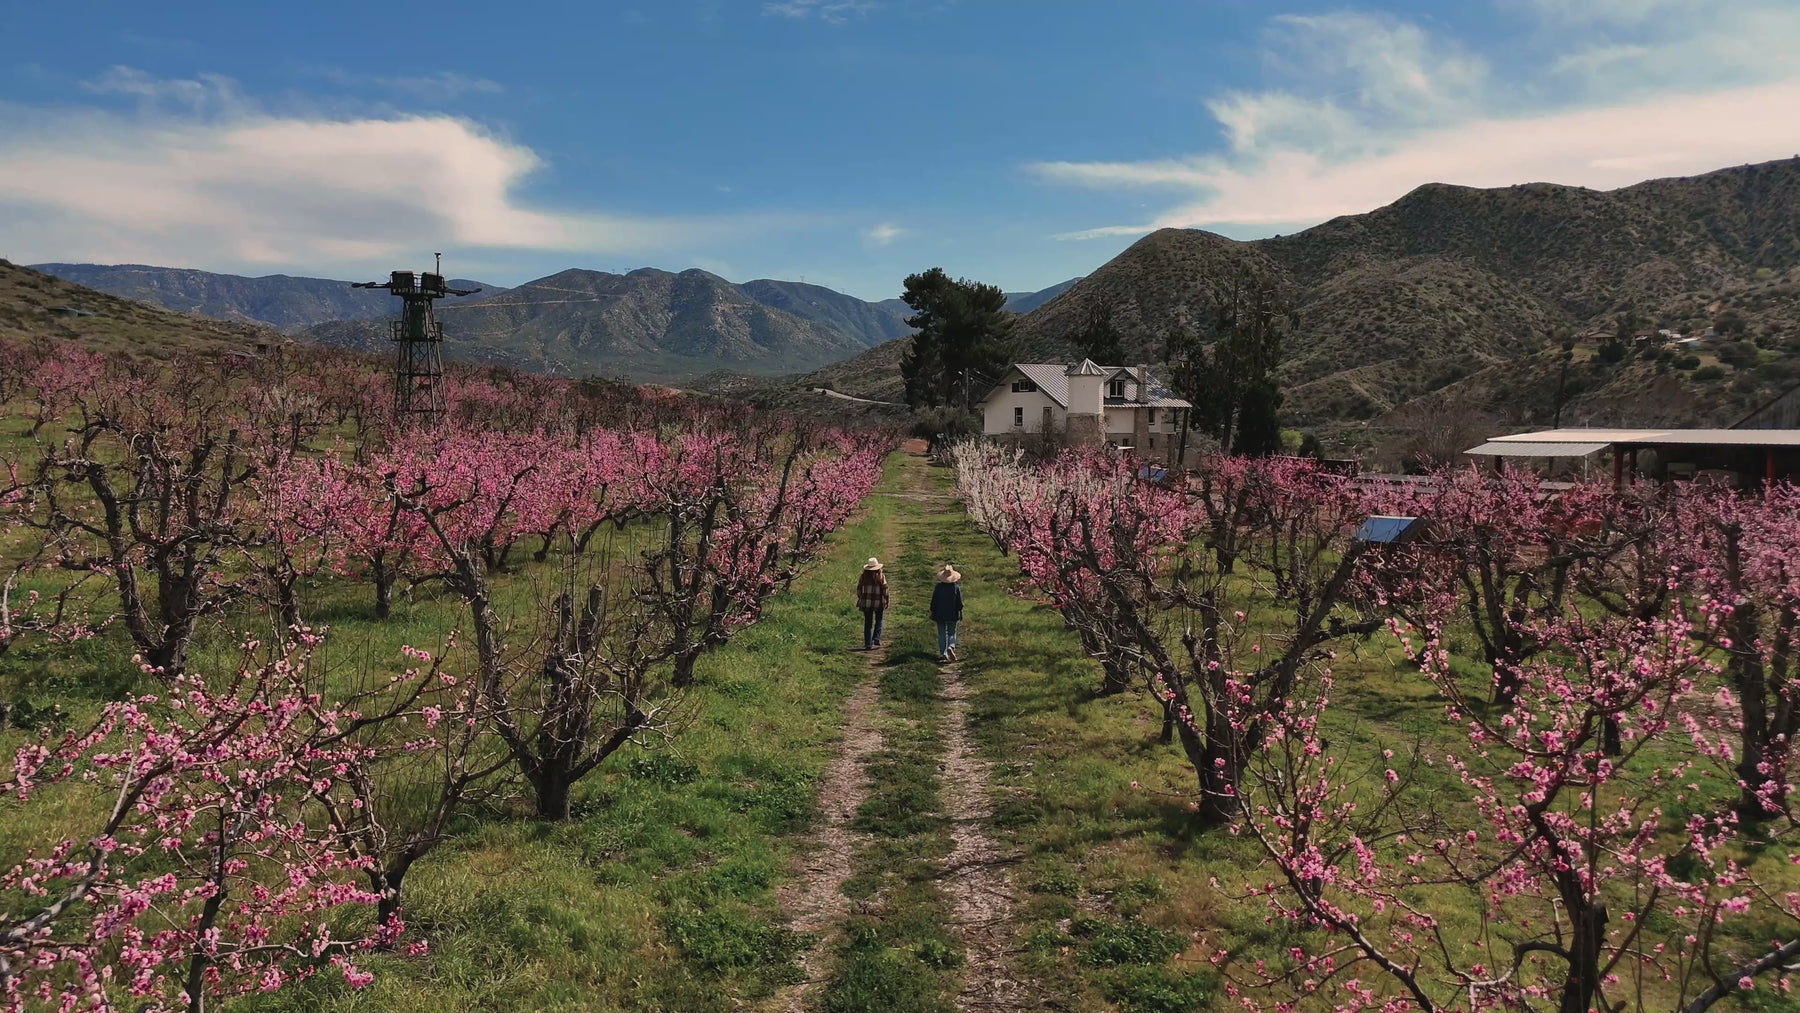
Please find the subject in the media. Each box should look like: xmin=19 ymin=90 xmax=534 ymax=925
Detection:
xmin=977 ymin=360 xmax=1193 ymax=463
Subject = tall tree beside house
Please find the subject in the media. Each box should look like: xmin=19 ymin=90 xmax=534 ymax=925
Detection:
xmin=1071 ymin=300 xmax=1127 ymax=365
xmin=1165 ymin=266 xmax=1291 ymax=456
xmin=898 ymin=267 xmax=1017 ymax=409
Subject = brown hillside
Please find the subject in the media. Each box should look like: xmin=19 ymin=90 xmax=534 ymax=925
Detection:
xmin=1006 ymin=158 xmax=1800 ymax=440
xmin=0 ymin=259 xmax=276 ymax=358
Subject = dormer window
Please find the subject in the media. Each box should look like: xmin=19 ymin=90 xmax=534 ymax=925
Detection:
xmin=1011 ymin=378 xmax=1038 ymax=393
xmin=1108 ymin=379 xmax=1126 ymax=398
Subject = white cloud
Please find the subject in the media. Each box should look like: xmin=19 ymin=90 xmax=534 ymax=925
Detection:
xmin=762 ymin=0 xmax=879 ymax=24
xmin=1044 ymin=80 xmax=1800 ymax=239
xmin=0 ymin=69 xmax=798 ymax=275
xmin=1032 ymin=5 xmax=1800 ymax=239
xmin=864 ymin=222 xmax=908 ymax=245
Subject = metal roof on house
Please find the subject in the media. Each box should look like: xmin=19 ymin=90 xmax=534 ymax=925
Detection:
xmin=1010 ymin=363 xmax=1075 ymax=407
xmin=1065 ymin=359 xmax=1109 ymax=376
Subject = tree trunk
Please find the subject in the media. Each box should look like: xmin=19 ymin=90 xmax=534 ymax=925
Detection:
xmin=1099 ymin=660 xmax=1131 ymax=696
xmin=671 ymin=650 xmax=700 ymax=690
xmin=372 ymin=553 xmax=393 ymax=620
xmin=1557 ymin=902 xmax=1607 ymax=1013
xmin=371 ymin=865 xmax=408 ymax=938
xmin=534 ymin=767 xmax=574 ymax=821
xmin=147 ymin=637 xmax=187 ymax=676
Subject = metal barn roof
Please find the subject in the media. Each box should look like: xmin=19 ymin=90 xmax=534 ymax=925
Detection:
xmin=1466 ymin=441 xmax=1610 ymax=458
xmin=1469 ymin=429 xmax=1800 ymax=454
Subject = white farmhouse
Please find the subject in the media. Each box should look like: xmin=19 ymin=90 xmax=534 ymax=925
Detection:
xmin=976 ymin=360 xmax=1193 ymax=463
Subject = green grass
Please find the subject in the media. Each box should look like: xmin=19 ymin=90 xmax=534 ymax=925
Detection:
xmin=821 ymin=458 xmax=965 ymax=1013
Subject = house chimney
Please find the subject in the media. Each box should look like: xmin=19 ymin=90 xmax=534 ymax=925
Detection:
xmin=1135 ymin=364 xmax=1150 ymax=404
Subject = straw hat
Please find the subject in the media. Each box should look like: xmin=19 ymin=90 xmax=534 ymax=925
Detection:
xmin=938 ymin=564 xmax=961 ymax=583
xmin=864 ymin=558 xmax=884 ymax=571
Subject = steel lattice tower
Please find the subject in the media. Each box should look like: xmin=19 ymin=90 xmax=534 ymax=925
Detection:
xmin=353 ymin=255 xmax=478 ymax=427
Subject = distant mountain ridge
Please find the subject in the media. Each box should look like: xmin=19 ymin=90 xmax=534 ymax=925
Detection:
xmin=32 ymin=261 xmax=1087 ymax=384
xmin=303 ymin=267 xmax=881 ymax=381
xmin=30 ymin=263 xmax=501 ymax=333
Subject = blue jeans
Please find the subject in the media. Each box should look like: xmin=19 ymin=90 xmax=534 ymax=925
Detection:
xmin=937 ymin=621 xmax=958 ymax=656
xmin=862 ymin=608 xmax=884 ymax=649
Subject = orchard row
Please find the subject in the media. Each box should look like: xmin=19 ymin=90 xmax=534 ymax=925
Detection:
xmin=954 ymin=441 xmax=1800 ymax=1013
xmin=0 ymin=339 xmax=891 ymax=1013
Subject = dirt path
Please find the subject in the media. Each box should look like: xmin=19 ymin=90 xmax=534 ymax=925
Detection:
xmin=938 ymin=657 xmax=1028 ymax=1010
xmin=768 ymin=574 xmax=893 ymax=1010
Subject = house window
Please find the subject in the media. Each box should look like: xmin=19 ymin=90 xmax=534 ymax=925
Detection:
xmin=1147 ymin=408 xmax=1157 ymax=425
xmin=1119 ymin=437 xmax=1135 ymax=450
xmin=1011 ymin=378 xmax=1038 ymax=393
xmin=1013 ymin=406 xmax=1024 ymax=428
xmin=1108 ymin=379 xmax=1126 ymax=398
xmin=1149 ymin=436 xmax=1156 ymax=450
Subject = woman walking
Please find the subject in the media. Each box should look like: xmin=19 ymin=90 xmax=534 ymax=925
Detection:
xmin=857 ymin=557 xmax=889 ymax=651
xmin=930 ymin=564 xmax=963 ymax=663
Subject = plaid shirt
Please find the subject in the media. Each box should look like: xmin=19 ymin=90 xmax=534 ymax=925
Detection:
xmin=857 ymin=572 xmax=889 ymax=610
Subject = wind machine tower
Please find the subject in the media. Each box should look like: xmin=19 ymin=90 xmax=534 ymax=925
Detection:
xmin=353 ymin=253 xmax=479 ymax=426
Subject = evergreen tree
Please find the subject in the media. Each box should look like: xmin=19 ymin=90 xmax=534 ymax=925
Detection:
xmin=1166 ymin=267 xmax=1291 ymax=456
xmin=1071 ymin=300 xmax=1126 ymax=364
xmin=898 ymin=268 xmax=1017 ymax=408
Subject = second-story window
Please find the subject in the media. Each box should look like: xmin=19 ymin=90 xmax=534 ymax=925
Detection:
xmin=1108 ymin=379 xmax=1126 ymax=398
xmin=1147 ymin=408 xmax=1157 ymax=425
xmin=1011 ymin=378 xmax=1038 ymax=393
xmin=1013 ymin=406 xmax=1024 ymax=427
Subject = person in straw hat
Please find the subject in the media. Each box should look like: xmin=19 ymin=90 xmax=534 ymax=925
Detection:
xmin=857 ymin=557 xmax=890 ymax=650
xmin=929 ymin=563 xmax=963 ymax=663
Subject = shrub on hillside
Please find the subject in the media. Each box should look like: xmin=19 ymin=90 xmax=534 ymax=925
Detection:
xmin=1693 ymin=364 xmax=1726 ymax=381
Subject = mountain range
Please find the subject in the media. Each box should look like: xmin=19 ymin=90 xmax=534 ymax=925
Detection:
xmin=29 ymin=263 xmax=501 ymax=333
xmin=29 ymin=261 xmax=1081 ymax=383
xmin=810 ymin=158 xmax=1800 ymax=444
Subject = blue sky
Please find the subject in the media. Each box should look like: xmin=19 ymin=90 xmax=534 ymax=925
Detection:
xmin=3 ymin=1 xmax=1799 ymax=299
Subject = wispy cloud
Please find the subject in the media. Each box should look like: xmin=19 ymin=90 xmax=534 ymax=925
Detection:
xmin=863 ymin=222 xmax=908 ymax=245
xmin=0 ymin=68 xmax=800 ymax=274
xmin=1032 ymin=3 xmax=1800 ymax=239
xmin=316 ymin=68 xmax=506 ymax=99
xmin=762 ymin=0 xmax=879 ymax=25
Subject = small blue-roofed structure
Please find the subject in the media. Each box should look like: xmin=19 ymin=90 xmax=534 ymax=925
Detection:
xmin=1137 ymin=464 xmax=1168 ymax=484
xmin=1355 ymin=515 xmax=1423 ymax=545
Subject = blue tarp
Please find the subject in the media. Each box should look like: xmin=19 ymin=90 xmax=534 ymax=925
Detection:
xmin=1355 ymin=515 xmax=1422 ymax=544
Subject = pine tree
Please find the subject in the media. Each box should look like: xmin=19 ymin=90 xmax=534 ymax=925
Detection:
xmin=898 ymin=268 xmax=1017 ymax=409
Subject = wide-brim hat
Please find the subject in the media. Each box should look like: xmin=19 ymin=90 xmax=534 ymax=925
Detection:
xmin=864 ymin=558 xmax=884 ymax=571
xmin=938 ymin=565 xmax=961 ymax=583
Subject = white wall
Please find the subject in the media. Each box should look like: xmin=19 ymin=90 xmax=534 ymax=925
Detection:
xmin=982 ymin=388 xmax=1065 ymax=435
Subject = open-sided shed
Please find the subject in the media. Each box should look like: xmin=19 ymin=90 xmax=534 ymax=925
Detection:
xmin=1465 ymin=428 xmax=1800 ymax=487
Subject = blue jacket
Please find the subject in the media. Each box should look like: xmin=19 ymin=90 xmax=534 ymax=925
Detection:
xmin=929 ymin=581 xmax=963 ymax=623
